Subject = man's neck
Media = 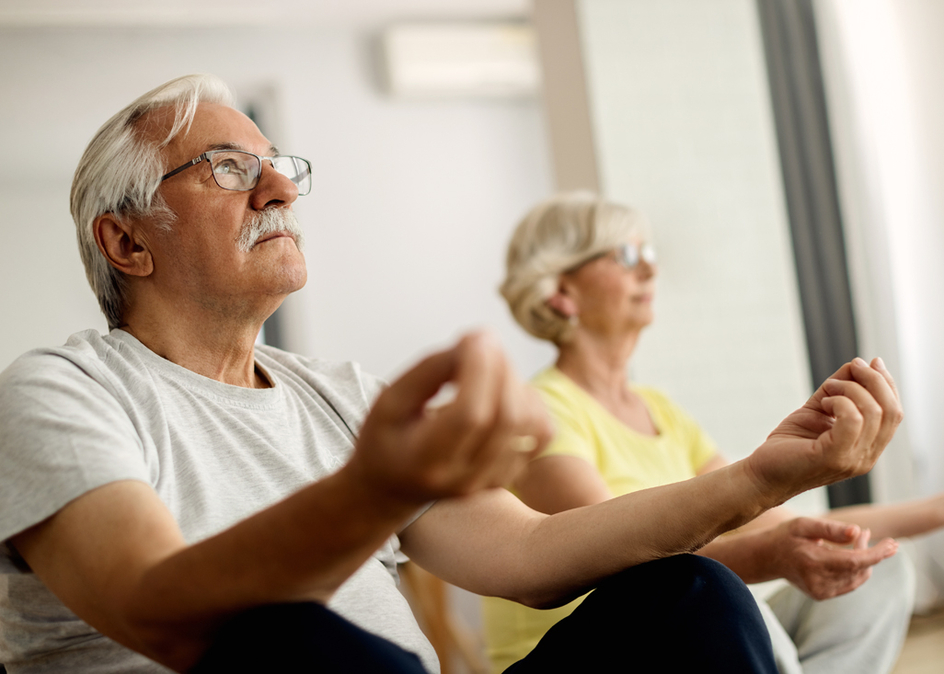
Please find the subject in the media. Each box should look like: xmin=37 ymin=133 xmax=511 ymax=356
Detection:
xmin=121 ymin=312 xmax=270 ymax=389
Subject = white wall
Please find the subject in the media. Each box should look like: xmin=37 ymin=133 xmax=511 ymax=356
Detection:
xmin=0 ymin=25 xmax=555 ymax=379
xmin=574 ymin=0 xmax=814 ymax=482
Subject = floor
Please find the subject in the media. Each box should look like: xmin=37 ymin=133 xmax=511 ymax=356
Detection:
xmin=893 ymin=609 xmax=944 ymax=673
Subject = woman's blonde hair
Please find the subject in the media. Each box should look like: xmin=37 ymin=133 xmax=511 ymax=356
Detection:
xmin=500 ymin=191 xmax=650 ymax=344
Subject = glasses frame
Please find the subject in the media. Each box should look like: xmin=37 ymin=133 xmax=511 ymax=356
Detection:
xmin=160 ymin=150 xmax=312 ymax=196
xmin=564 ymin=242 xmax=657 ymax=274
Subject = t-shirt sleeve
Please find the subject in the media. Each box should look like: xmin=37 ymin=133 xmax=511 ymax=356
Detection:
xmin=642 ymin=388 xmax=718 ymax=472
xmin=0 ymin=351 xmax=151 ymax=564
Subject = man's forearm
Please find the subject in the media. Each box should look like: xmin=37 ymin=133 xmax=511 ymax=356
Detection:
xmin=131 ymin=466 xmax=421 ymax=668
xmin=519 ymin=459 xmax=782 ymax=606
xmin=405 ymin=459 xmax=781 ymax=609
xmin=15 ymin=467 xmax=422 ymax=673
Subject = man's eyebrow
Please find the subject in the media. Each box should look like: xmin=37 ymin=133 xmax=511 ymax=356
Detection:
xmin=205 ymin=142 xmax=280 ymax=156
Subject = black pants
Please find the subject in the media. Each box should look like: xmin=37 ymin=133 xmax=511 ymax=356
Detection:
xmin=193 ymin=555 xmax=776 ymax=673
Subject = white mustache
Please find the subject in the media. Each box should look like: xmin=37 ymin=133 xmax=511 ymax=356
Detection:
xmin=236 ymin=208 xmax=305 ymax=253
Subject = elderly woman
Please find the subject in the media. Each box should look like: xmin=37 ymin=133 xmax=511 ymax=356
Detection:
xmin=484 ymin=192 xmax=936 ymax=674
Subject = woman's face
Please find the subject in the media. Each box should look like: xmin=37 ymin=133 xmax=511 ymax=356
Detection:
xmin=560 ymin=239 xmax=658 ymax=338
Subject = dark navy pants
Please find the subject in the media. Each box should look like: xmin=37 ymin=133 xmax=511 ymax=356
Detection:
xmin=506 ymin=555 xmax=777 ymax=673
xmin=192 ymin=554 xmax=776 ymax=673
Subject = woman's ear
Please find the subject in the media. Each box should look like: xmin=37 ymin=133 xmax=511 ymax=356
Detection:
xmin=547 ymin=279 xmax=578 ymax=318
xmin=93 ymin=213 xmax=154 ymax=277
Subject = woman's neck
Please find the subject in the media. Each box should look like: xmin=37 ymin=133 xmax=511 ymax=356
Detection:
xmin=555 ymin=330 xmax=639 ymax=401
xmin=555 ymin=329 xmax=658 ymax=436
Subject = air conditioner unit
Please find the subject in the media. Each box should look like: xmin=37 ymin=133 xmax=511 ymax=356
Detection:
xmin=381 ymin=22 xmax=540 ymax=99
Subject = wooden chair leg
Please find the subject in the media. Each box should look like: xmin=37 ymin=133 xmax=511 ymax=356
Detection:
xmin=400 ymin=562 xmax=487 ymax=674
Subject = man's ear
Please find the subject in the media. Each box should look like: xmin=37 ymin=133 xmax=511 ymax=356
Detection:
xmin=93 ymin=213 xmax=154 ymax=277
xmin=547 ymin=278 xmax=578 ymax=318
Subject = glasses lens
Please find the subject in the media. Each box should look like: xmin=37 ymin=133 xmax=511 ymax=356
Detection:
xmin=273 ymin=156 xmax=312 ymax=196
xmin=618 ymin=244 xmax=640 ymax=268
xmin=210 ymin=151 xmax=260 ymax=191
xmin=640 ymin=243 xmax=656 ymax=265
xmin=617 ymin=243 xmax=656 ymax=269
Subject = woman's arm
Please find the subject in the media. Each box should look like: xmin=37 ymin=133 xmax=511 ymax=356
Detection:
xmin=826 ymin=495 xmax=944 ymax=540
xmin=513 ymin=454 xmax=614 ymax=513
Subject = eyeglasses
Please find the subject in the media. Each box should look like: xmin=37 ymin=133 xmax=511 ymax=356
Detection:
xmin=161 ymin=150 xmax=312 ymax=196
xmin=565 ymin=242 xmax=657 ymax=273
xmin=614 ymin=242 xmax=656 ymax=269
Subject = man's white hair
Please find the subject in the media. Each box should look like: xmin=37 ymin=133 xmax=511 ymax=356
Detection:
xmin=70 ymin=73 xmax=236 ymax=330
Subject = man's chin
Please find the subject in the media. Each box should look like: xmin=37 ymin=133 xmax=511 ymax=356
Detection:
xmin=282 ymin=255 xmax=308 ymax=293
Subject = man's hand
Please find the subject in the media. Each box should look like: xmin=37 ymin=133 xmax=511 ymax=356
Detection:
xmin=347 ymin=331 xmax=553 ymax=505
xmin=758 ymin=517 xmax=897 ymax=600
xmin=746 ymin=357 xmax=902 ymax=507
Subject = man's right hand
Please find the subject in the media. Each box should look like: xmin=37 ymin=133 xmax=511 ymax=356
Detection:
xmin=347 ymin=331 xmax=554 ymax=505
xmin=745 ymin=357 xmax=902 ymax=508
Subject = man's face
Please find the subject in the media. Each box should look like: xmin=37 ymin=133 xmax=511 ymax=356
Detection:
xmin=141 ymin=102 xmax=307 ymax=319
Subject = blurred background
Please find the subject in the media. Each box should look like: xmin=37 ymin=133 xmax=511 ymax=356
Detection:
xmin=1 ymin=0 xmax=942 ymax=666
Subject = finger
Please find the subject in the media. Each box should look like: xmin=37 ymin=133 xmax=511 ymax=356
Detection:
xmin=475 ymin=369 xmax=552 ymax=490
xmin=447 ymin=331 xmax=504 ymax=428
xmin=466 ymin=356 xmax=526 ymax=483
xmin=806 ymin=362 xmax=856 ymax=410
xmin=870 ymin=357 xmax=901 ymax=403
xmin=821 ymin=360 xmax=857 ymax=383
xmin=817 ymin=395 xmax=865 ymax=461
xmin=792 ymin=517 xmax=859 ymax=545
xmin=829 ymin=537 xmax=897 ymax=570
xmin=854 ymin=528 xmax=871 ymax=551
xmin=375 ymin=346 xmax=458 ymax=421
xmin=822 ymin=378 xmax=883 ymax=461
xmin=431 ymin=331 xmax=506 ymax=462
xmin=851 ymin=357 xmax=904 ymax=450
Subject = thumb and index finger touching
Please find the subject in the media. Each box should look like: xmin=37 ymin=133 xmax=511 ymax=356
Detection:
xmin=374 ymin=331 xmax=548 ymax=453
xmin=376 ymin=331 xmax=500 ymax=422
xmin=809 ymin=357 xmax=903 ymax=468
xmin=792 ymin=517 xmax=897 ymax=568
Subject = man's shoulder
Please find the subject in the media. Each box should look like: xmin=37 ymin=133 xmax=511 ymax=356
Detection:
xmin=1 ymin=329 xmax=122 ymax=385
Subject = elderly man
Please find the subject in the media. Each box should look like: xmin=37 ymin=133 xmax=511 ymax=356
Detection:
xmin=0 ymin=75 xmax=902 ymax=674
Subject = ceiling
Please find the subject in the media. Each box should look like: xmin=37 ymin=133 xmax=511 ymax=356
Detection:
xmin=0 ymin=0 xmax=530 ymax=28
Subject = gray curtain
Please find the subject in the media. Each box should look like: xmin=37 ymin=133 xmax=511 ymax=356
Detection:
xmin=756 ymin=0 xmax=870 ymax=507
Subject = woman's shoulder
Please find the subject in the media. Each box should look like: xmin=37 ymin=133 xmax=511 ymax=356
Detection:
xmin=531 ymin=367 xmax=592 ymax=406
xmin=530 ymin=367 xmax=597 ymax=423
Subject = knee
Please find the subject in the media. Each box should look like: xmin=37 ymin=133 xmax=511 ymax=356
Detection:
xmin=869 ymin=550 xmax=916 ymax=616
xmin=598 ymin=554 xmax=757 ymax=614
xmin=668 ymin=555 xmax=759 ymax=611
xmin=582 ymin=556 xmax=775 ymax=671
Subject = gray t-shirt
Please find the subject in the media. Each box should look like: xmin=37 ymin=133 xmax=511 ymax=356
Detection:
xmin=0 ymin=329 xmax=438 ymax=673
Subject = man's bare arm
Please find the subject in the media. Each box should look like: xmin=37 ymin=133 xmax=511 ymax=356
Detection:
xmin=11 ymin=468 xmax=411 ymax=671
xmin=12 ymin=331 xmax=552 ymax=673
xmin=400 ymin=357 xmax=903 ymax=607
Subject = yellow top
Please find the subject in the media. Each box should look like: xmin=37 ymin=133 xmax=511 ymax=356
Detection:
xmin=482 ymin=367 xmax=718 ymax=672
